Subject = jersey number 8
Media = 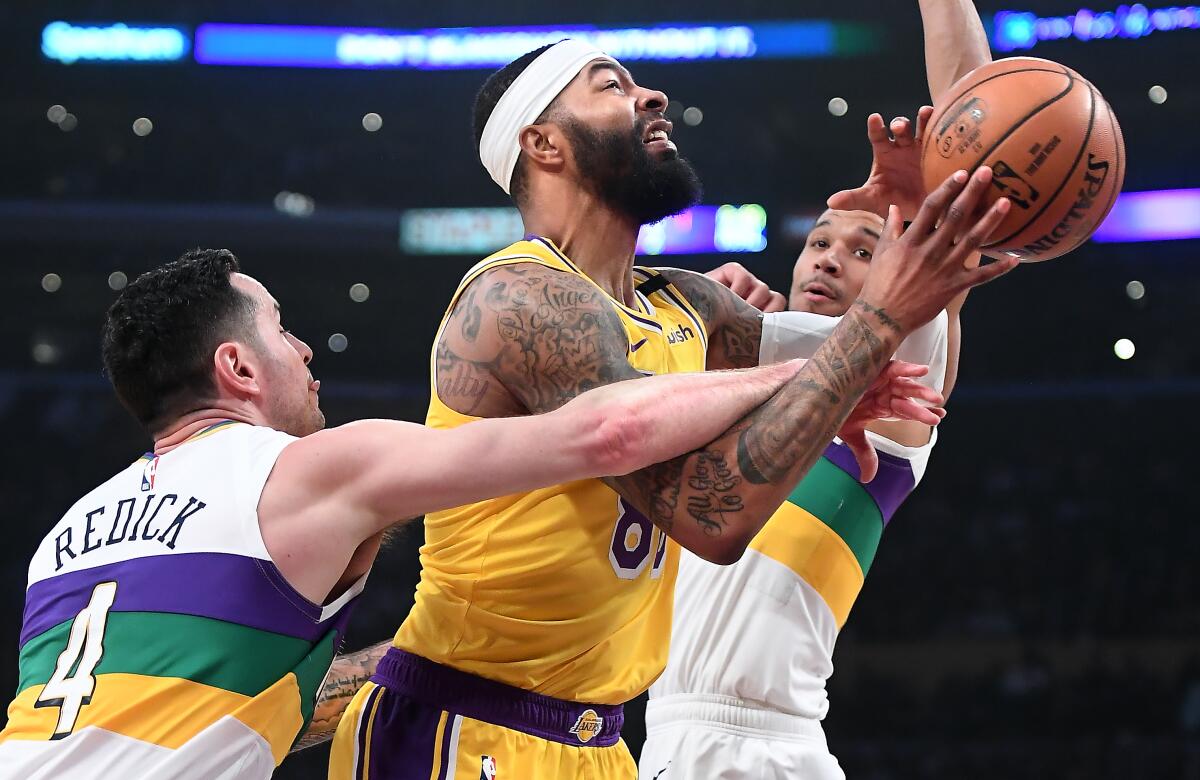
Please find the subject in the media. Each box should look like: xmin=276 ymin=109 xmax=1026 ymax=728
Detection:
xmin=34 ymin=581 xmax=117 ymax=739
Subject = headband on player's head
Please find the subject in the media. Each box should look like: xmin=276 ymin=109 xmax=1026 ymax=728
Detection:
xmin=479 ymin=39 xmax=609 ymax=195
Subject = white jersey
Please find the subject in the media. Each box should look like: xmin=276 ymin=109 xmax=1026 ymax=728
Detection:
xmin=0 ymin=421 xmax=366 ymax=780
xmin=650 ymin=430 xmax=935 ymax=719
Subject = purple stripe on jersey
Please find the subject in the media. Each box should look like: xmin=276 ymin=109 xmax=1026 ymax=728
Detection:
xmin=21 ymin=552 xmax=346 ymax=647
xmin=822 ymin=441 xmax=917 ymax=524
xmin=355 ymin=684 xmax=444 ymax=779
xmin=372 ymin=648 xmax=625 ymax=748
xmin=356 ymin=684 xmax=384 ymax=780
xmin=435 ymin=713 xmax=454 ymax=780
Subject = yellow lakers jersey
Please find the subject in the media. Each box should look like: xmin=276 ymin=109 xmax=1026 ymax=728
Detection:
xmin=394 ymin=237 xmax=708 ymax=705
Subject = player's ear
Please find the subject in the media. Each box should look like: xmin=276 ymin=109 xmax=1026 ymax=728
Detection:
xmin=518 ymin=122 xmax=565 ymax=173
xmin=212 ymin=341 xmax=260 ymax=399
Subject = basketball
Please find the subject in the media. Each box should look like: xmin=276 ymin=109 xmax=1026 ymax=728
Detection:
xmin=921 ymin=56 xmax=1125 ymax=262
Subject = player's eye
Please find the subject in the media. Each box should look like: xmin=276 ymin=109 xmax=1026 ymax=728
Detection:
xmin=811 ymin=239 xmax=829 ymax=249
xmin=855 ymin=248 xmax=873 ymax=260
xmin=604 ymin=80 xmax=621 ymax=91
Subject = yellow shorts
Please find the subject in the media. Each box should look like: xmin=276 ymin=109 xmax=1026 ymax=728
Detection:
xmin=329 ymin=650 xmax=636 ymax=779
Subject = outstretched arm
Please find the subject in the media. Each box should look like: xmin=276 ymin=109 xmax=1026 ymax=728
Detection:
xmin=919 ymin=0 xmax=993 ymax=101
xmin=259 ymin=354 xmax=805 ymax=601
xmin=918 ymin=0 xmax=993 ymax=396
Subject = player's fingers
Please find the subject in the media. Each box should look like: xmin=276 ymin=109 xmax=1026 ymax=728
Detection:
xmin=930 ymin=167 xmax=995 ymax=254
xmin=866 ymin=113 xmax=889 ymax=146
xmin=884 ymin=360 xmax=930 ymax=379
xmin=909 ymin=170 xmax=969 ymax=237
xmin=745 ymin=281 xmax=774 ymax=310
xmin=890 ymin=378 xmax=944 ymax=407
xmin=891 ymin=397 xmax=945 ymax=426
xmin=891 ymin=116 xmax=914 ymax=147
xmin=963 ymin=255 xmax=1020 ymax=290
xmin=948 ymin=196 xmax=1010 ymax=266
xmin=826 ymin=186 xmax=872 ymax=211
xmin=705 ymin=263 xmax=734 ymax=285
xmin=763 ymin=291 xmax=788 ymax=313
xmin=844 ymin=428 xmax=879 ymax=483
xmin=915 ymin=105 xmax=933 ymax=144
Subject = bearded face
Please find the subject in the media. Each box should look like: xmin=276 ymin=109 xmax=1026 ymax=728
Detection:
xmin=560 ymin=113 xmax=703 ymax=226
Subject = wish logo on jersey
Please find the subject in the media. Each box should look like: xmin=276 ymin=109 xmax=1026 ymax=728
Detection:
xmin=479 ymin=755 xmax=497 ymax=780
xmin=568 ymin=709 xmax=604 ymax=743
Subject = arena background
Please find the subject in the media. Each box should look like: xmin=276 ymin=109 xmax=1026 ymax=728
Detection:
xmin=3 ymin=2 xmax=1199 ymax=777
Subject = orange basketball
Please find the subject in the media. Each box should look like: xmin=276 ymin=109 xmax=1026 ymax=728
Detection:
xmin=921 ymin=56 xmax=1125 ymax=262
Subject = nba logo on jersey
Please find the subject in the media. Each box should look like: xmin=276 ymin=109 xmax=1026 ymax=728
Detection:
xmin=568 ymin=709 xmax=604 ymax=743
xmin=141 ymin=456 xmax=158 ymax=492
xmin=479 ymin=755 xmax=497 ymax=779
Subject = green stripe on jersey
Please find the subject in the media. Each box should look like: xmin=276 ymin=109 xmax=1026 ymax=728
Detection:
xmin=786 ymin=457 xmax=886 ymax=574
xmin=18 ymin=611 xmax=313 ymax=697
xmin=293 ymin=629 xmax=337 ymax=731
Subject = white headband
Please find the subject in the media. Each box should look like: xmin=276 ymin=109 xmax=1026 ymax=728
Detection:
xmin=479 ymin=39 xmax=608 ymax=194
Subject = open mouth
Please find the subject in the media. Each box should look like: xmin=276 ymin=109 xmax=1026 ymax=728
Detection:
xmin=802 ymin=281 xmax=837 ymax=301
xmin=643 ymin=119 xmax=675 ymax=149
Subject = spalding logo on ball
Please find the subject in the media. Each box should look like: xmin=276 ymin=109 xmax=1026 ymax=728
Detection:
xmin=921 ymin=56 xmax=1126 ymax=262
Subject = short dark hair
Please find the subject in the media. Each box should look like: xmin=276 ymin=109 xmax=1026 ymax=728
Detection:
xmin=101 ymin=248 xmax=259 ymax=432
xmin=472 ymin=43 xmax=558 ymax=205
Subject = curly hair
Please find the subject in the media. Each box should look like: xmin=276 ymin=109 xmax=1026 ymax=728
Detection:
xmin=101 ymin=248 xmax=258 ymax=432
xmin=471 ymin=43 xmax=558 ymax=204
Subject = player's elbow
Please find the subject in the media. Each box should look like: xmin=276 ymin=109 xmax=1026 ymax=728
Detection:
xmin=583 ymin=404 xmax=647 ymax=476
xmin=689 ymin=536 xmax=751 ymax=566
xmin=683 ymin=508 xmax=776 ymax=565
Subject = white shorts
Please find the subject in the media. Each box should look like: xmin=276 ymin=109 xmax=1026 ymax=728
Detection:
xmin=638 ymin=695 xmax=846 ymax=780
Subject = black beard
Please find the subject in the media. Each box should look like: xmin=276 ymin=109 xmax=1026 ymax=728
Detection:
xmin=561 ymin=116 xmax=703 ymax=226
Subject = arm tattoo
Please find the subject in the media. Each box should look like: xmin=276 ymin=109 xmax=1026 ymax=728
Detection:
xmin=435 ymin=339 xmax=493 ymax=416
xmin=735 ymin=307 xmax=897 ymax=484
xmin=686 ymin=451 xmax=744 ymax=535
xmin=291 ymin=641 xmax=390 ymax=752
xmin=613 ymin=305 xmax=900 ymax=548
xmin=463 ymin=265 xmax=641 ymax=414
xmin=655 ymin=269 xmax=763 ymax=369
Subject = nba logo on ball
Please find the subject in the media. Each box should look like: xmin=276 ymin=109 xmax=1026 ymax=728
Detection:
xmin=479 ymin=755 xmax=497 ymax=779
xmin=569 ymin=709 xmax=604 ymax=743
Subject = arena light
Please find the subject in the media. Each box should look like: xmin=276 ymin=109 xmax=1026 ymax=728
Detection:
xmin=1092 ymin=188 xmax=1200 ymax=243
xmin=193 ymin=21 xmax=868 ymax=70
xmin=41 ymin=21 xmax=189 ymax=64
xmin=400 ymin=205 xmax=768 ymax=255
xmin=992 ymin=5 xmax=1200 ymax=51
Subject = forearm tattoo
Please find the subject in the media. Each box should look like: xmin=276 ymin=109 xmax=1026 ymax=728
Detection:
xmin=440 ymin=263 xmax=900 ymax=546
xmin=291 ymin=642 xmax=390 ymax=752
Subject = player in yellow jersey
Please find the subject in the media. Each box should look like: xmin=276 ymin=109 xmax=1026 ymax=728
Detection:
xmin=0 ymin=248 xmax=864 ymax=780
xmin=330 ymin=38 xmax=1018 ymax=779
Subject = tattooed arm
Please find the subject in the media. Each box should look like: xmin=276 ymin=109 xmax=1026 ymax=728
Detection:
xmin=291 ymin=641 xmax=390 ymax=752
xmin=440 ymin=262 xmax=905 ymax=563
xmin=439 ymin=170 xmax=1014 ymax=564
xmin=654 ymin=267 xmax=772 ymax=370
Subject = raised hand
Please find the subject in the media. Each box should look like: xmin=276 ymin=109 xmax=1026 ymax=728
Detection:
xmin=838 ymin=360 xmax=945 ymax=482
xmin=856 ymin=166 xmax=1017 ymax=334
xmin=705 ymin=262 xmax=788 ymax=313
xmin=826 ymin=106 xmax=935 ymax=220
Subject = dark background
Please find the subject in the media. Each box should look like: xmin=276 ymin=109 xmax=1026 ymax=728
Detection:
xmin=2 ymin=2 xmax=1199 ymax=778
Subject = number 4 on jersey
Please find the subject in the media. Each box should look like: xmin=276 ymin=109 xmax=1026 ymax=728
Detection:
xmin=34 ymin=581 xmax=117 ymax=739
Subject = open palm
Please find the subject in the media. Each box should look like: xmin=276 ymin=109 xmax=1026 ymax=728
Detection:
xmin=827 ymin=106 xmax=935 ymax=221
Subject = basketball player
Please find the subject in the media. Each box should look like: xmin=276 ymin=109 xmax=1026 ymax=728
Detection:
xmin=329 ymin=36 xmax=1015 ymax=778
xmin=640 ymin=2 xmax=993 ymax=777
xmin=0 ymin=247 xmax=902 ymax=780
